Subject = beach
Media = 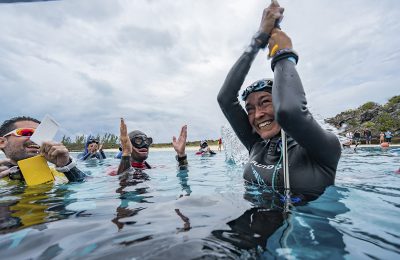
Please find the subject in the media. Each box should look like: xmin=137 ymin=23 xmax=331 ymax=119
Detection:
xmin=102 ymin=145 xmax=221 ymax=153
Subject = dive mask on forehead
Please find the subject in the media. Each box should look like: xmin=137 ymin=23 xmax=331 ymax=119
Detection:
xmin=241 ymin=78 xmax=273 ymax=101
xmin=130 ymin=135 xmax=153 ymax=149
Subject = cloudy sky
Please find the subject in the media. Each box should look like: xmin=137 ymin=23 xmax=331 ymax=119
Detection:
xmin=0 ymin=0 xmax=399 ymax=143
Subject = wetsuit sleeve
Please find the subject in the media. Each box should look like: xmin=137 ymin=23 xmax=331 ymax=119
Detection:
xmin=63 ymin=167 xmax=86 ymax=182
xmin=117 ymin=156 xmax=131 ymax=174
xmin=217 ymin=42 xmax=263 ymax=152
xmin=176 ymin=155 xmax=188 ymax=171
xmin=100 ymin=150 xmax=106 ymax=159
xmin=79 ymin=152 xmax=91 ymax=161
xmin=273 ymin=59 xmax=341 ymax=168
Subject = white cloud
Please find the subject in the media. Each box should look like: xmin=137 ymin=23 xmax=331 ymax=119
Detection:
xmin=0 ymin=0 xmax=399 ymax=142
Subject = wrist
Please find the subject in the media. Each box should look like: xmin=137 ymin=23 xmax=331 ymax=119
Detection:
xmin=176 ymin=154 xmax=187 ymax=161
xmin=271 ymin=49 xmax=299 ymax=71
xmin=176 ymin=154 xmax=188 ymax=167
xmin=253 ymin=31 xmax=270 ymax=49
xmin=56 ymin=157 xmax=71 ymax=167
xmin=55 ymin=158 xmax=77 ymax=173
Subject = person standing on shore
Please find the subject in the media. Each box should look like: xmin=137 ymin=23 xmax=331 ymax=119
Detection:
xmin=380 ymin=132 xmax=385 ymax=144
xmin=384 ymin=130 xmax=393 ymax=144
xmin=346 ymin=131 xmax=353 ymax=145
xmin=353 ymin=130 xmax=361 ymax=146
xmin=364 ymin=129 xmax=372 ymax=145
xmin=218 ymin=138 xmax=223 ymax=151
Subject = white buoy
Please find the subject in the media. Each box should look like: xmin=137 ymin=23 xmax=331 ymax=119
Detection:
xmin=281 ymin=129 xmax=291 ymax=211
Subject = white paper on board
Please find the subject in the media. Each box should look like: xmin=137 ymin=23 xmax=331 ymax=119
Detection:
xmin=30 ymin=115 xmax=60 ymax=145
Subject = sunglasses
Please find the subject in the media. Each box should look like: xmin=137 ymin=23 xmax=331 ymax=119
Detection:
xmin=3 ymin=128 xmax=35 ymax=138
xmin=130 ymin=135 xmax=153 ymax=148
xmin=241 ymin=79 xmax=273 ymax=101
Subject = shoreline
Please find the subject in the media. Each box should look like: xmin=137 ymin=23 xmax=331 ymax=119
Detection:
xmin=343 ymin=144 xmax=400 ymax=149
xmin=102 ymin=144 xmax=400 ymax=152
xmin=101 ymin=145 xmax=221 ymax=153
xmin=1 ymin=144 xmax=399 ymax=155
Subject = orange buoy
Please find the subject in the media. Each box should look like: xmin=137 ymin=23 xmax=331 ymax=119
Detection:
xmin=381 ymin=142 xmax=389 ymax=148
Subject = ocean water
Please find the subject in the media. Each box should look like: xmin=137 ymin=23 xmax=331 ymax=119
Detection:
xmin=0 ymin=146 xmax=399 ymax=259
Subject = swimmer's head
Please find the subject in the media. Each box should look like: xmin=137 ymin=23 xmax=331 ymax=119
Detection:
xmin=200 ymin=140 xmax=208 ymax=149
xmin=128 ymin=130 xmax=152 ymax=162
xmin=243 ymin=78 xmax=281 ymax=140
xmin=241 ymin=78 xmax=273 ymax=101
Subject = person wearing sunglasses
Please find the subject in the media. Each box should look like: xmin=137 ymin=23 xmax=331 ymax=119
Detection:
xmin=78 ymin=136 xmax=106 ymax=161
xmin=0 ymin=116 xmax=86 ymax=183
xmin=217 ymin=1 xmax=341 ymax=200
xmin=115 ymin=118 xmax=188 ymax=174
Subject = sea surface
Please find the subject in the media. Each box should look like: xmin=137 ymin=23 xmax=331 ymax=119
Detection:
xmin=0 ymin=146 xmax=399 ymax=259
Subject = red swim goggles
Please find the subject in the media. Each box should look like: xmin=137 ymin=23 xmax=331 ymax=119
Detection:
xmin=3 ymin=128 xmax=35 ymax=137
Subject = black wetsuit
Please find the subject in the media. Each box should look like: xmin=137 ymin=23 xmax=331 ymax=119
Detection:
xmin=217 ymin=39 xmax=341 ymax=199
xmin=78 ymin=150 xmax=106 ymax=161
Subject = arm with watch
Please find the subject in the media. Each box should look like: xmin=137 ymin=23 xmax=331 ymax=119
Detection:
xmin=40 ymin=141 xmax=86 ymax=182
xmin=55 ymin=157 xmax=86 ymax=182
xmin=217 ymin=1 xmax=285 ymax=152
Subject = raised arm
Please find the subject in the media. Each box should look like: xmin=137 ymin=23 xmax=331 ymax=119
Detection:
xmin=269 ymin=29 xmax=341 ymax=168
xmin=217 ymin=1 xmax=283 ymax=151
xmin=173 ymin=125 xmax=188 ymax=171
xmin=117 ymin=118 xmax=132 ymax=174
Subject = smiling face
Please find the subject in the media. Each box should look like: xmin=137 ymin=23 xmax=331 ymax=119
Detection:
xmin=0 ymin=120 xmax=40 ymax=164
xmin=131 ymin=144 xmax=149 ymax=162
xmin=245 ymin=91 xmax=281 ymax=140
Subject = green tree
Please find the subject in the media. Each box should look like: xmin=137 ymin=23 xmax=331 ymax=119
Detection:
xmin=377 ymin=112 xmax=397 ymax=131
xmin=387 ymin=95 xmax=400 ymax=106
xmin=359 ymin=101 xmax=379 ymax=111
xmin=362 ymin=121 xmax=375 ymax=129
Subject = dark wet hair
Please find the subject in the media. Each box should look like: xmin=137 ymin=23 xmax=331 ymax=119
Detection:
xmin=0 ymin=116 xmax=40 ymax=137
xmin=241 ymin=78 xmax=273 ymax=101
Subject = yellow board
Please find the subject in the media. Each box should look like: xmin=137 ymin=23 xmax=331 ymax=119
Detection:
xmin=17 ymin=155 xmax=54 ymax=186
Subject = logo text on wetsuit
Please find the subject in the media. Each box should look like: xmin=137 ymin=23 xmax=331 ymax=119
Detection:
xmin=250 ymin=160 xmax=281 ymax=170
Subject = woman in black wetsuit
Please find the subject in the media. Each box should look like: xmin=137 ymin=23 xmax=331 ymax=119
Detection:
xmin=217 ymin=1 xmax=341 ymax=200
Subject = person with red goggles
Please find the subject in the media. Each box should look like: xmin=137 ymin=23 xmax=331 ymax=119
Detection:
xmin=0 ymin=116 xmax=86 ymax=183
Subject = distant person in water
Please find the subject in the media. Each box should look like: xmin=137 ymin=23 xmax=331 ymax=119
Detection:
xmin=111 ymin=118 xmax=190 ymax=230
xmin=218 ymin=138 xmax=222 ymax=151
xmin=116 ymin=118 xmax=188 ymax=174
xmin=78 ymin=136 xmax=106 ymax=161
xmin=197 ymin=140 xmax=216 ymax=155
xmin=114 ymin=145 xmax=123 ymax=159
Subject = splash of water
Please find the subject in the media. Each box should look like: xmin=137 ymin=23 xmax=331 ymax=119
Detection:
xmin=313 ymin=112 xmax=348 ymax=145
xmin=221 ymin=125 xmax=249 ymax=165
xmin=220 ymin=111 xmax=344 ymax=166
